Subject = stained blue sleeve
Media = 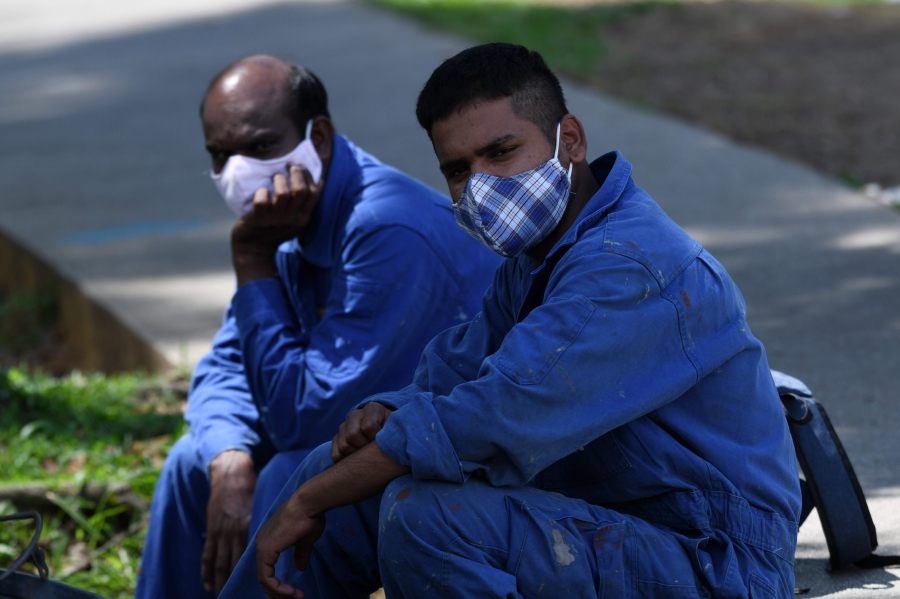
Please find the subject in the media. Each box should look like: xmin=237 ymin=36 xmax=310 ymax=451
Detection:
xmin=233 ymin=226 xmax=461 ymax=452
xmin=184 ymin=305 xmax=262 ymax=469
xmin=358 ymin=259 xmax=519 ymax=413
xmin=375 ymin=249 xmax=702 ymax=486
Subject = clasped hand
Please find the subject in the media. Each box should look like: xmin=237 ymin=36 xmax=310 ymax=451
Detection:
xmin=331 ymin=402 xmax=394 ymax=463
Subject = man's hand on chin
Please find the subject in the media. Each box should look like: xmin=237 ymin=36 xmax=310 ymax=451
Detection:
xmin=232 ymin=165 xmax=324 ymax=287
xmin=203 ymin=450 xmax=257 ymax=594
xmin=256 ymin=442 xmax=409 ymax=599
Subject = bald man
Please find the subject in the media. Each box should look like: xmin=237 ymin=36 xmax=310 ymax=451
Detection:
xmin=135 ymin=56 xmax=500 ymax=599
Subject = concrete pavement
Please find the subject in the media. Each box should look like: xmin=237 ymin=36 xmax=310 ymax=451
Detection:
xmin=0 ymin=0 xmax=897 ymax=595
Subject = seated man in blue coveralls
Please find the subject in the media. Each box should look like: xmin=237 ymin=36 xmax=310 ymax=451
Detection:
xmin=221 ymin=43 xmax=801 ymax=599
xmin=135 ymin=55 xmax=500 ymax=598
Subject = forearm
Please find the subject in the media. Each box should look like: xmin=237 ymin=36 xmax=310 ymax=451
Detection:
xmin=291 ymin=442 xmax=409 ymax=517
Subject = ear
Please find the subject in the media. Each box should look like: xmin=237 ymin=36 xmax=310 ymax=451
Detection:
xmin=310 ymin=116 xmax=334 ymax=163
xmin=559 ymin=114 xmax=587 ymax=166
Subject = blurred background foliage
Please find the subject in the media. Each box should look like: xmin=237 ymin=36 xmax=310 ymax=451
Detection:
xmin=0 ymin=367 xmax=187 ymax=598
xmin=0 ymin=288 xmax=187 ymax=598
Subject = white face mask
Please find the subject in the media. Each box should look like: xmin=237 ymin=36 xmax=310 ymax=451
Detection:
xmin=210 ymin=120 xmax=323 ymax=217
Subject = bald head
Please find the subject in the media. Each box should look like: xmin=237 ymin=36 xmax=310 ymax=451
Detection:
xmin=201 ymin=55 xmax=330 ymax=174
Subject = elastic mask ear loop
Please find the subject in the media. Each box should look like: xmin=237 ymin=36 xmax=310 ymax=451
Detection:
xmin=553 ymin=123 xmax=573 ymax=182
xmin=304 ymin=119 xmax=313 ymax=141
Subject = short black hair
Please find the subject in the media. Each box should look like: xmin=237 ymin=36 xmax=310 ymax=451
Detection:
xmin=416 ymin=43 xmax=568 ymax=145
xmin=200 ymin=58 xmax=331 ymax=133
xmin=284 ymin=64 xmax=330 ymax=132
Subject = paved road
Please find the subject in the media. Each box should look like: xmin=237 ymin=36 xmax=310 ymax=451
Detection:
xmin=0 ymin=0 xmax=898 ymax=595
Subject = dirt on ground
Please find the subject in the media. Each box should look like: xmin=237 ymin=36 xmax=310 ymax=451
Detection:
xmin=590 ymin=1 xmax=900 ymax=187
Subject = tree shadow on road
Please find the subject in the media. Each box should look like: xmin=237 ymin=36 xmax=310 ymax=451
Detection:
xmin=794 ymin=558 xmax=900 ymax=597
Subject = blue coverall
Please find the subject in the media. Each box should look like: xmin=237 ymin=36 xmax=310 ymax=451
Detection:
xmin=221 ymin=152 xmax=801 ymax=599
xmin=135 ymin=135 xmax=501 ymax=599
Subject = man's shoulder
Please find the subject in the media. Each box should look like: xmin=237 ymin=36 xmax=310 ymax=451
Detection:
xmin=341 ymin=139 xmax=453 ymax=234
xmin=594 ymin=186 xmax=703 ymax=289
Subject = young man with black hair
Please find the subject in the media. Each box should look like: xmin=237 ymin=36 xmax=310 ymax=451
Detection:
xmin=135 ymin=55 xmax=500 ymax=598
xmin=220 ymin=44 xmax=800 ymax=599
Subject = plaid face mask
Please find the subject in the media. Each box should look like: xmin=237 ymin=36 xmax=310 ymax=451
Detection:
xmin=454 ymin=123 xmax=573 ymax=258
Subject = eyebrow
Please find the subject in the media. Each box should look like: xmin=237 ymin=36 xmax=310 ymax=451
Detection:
xmin=439 ymin=133 xmax=517 ymax=173
xmin=205 ymin=129 xmax=282 ymax=153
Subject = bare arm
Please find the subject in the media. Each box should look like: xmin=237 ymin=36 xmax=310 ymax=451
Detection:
xmin=255 ymin=442 xmax=409 ymax=599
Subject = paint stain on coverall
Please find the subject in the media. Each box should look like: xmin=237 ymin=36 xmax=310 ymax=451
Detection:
xmin=551 ymin=529 xmax=576 ymax=567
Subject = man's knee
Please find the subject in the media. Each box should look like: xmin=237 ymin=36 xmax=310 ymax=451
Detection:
xmin=158 ymin=435 xmax=208 ymax=493
xmin=251 ymin=447 xmax=317 ymax=533
xmin=254 ymin=443 xmax=334 ymax=516
xmin=296 ymin=442 xmax=335 ymax=480
xmin=378 ymin=476 xmax=485 ymax=546
xmin=256 ymin=448 xmax=313 ymax=496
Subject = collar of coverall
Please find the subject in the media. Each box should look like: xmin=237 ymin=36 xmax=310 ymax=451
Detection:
xmin=289 ymin=133 xmax=356 ymax=269
xmin=526 ymin=150 xmax=635 ymax=278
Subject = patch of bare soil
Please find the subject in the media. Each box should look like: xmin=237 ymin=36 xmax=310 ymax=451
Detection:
xmin=592 ymin=2 xmax=900 ymax=186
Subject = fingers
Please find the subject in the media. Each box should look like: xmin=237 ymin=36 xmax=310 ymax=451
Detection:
xmin=201 ymin=535 xmax=216 ymax=592
xmin=331 ymin=412 xmax=365 ymax=462
xmin=331 ymin=419 xmax=358 ymax=463
xmin=331 ymin=433 xmax=344 ymax=463
xmin=272 ymin=173 xmax=290 ymax=208
xmin=214 ymin=535 xmax=232 ymax=593
xmin=289 ymin=165 xmax=307 ymax=198
xmin=258 ymin=540 xmax=304 ymax=599
xmin=360 ymin=402 xmax=389 ymax=441
xmin=258 ymin=559 xmax=304 ymax=599
xmin=226 ymin=532 xmax=247 ymax=591
xmin=252 ymin=186 xmax=271 ymax=211
xmin=331 ymin=404 xmax=392 ymax=463
xmin=272 ymin=167 xmax=310 ymax=223
xmin=344 ymin=411 xmax=372 ymax=450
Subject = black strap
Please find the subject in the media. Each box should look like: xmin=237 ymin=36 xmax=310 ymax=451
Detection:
xmin=783 ymin=395 xmax=900 ymax=571
xmin=0 ymin=511 xmax=48 ymax=583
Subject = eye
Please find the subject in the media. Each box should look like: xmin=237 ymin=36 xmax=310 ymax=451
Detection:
xmin=252 ymin=141 xmax=275 ymax=153
xmin=493 ymin=146 xmax=516 ymax=158
xmin=208 ymin=149 xmax=230 ymax=164
xmin=443 ymin=165 xmax=469 ymax=181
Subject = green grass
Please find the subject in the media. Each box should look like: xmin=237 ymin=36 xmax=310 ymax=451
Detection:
xmin=0 ymin=367 xmax=186 ymax=598
xmin=369 ymin=0 xmax=895 ymax=83
xmin=369 ymin=0 xmax=664 ymax=79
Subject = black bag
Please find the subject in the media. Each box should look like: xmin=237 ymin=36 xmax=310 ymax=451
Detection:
xmin=773 ymin=370 xmax=900 ymax=571
xmin=0 ymin=512 xmax=104 ymax=598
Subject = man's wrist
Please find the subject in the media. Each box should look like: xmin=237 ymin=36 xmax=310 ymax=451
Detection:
xmin=288 ymin=442 xmax=409 ymax=519
xmin=232 ymin=247 xmax=279 ymax=287
xmin=209 ymin=449 xmax=254 ymax=483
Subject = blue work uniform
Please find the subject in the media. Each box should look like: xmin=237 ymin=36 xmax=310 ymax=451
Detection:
xmin=135 ymin=134 xmax=501 ymax=599
xmin=221 ymin=152 xmax=801 ymax=599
